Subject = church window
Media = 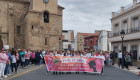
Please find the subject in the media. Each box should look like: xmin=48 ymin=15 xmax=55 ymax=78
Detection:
xmin=45 ymin=38 xmax=47 ymax=45
xmin=44 ymin=11 xmax=49 ymax=23
xmin=17 ymin=26 xmax=21 ymax=34
xmin=32 ymin=25 xmax=34 ymax=29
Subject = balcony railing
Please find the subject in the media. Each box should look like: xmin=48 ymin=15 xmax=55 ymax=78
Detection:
xmin=130 ymin=27 xmax=140 ymax=33
xmin=109 ymin=26 xmax=140 ymax=38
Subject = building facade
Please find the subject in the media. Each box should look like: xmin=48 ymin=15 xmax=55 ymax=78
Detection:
xmin=62 ymin=30 xmax=74 ymax=51
xmin=76 ymin=32 xmax=94 ymax=51
xmin=109 ymin=0 xmax=140 ymax=65
xmin=0 ymin=0 xmax=64 ymax=50
xmin=98 ymin=30 xmax=109 ymax=51
xmin=84 ymin=32 xmax=100 ymax=51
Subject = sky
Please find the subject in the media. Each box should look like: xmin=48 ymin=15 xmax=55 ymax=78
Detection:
xmin=58 ymin=0 xmax=134 ymax=36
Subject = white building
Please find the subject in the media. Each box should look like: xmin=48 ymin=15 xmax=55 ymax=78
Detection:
xmin=62 ymin=30 xmax=74 ymax=50
xmin=109 ymin=0 xmax=140 ymax=65
xmin=71 ymin=35 xmax=77 ymax=51
xmin=98 ymin=30 xmax=110 ymax=51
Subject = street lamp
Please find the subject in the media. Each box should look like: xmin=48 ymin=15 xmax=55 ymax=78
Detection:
xmin=120 ymin=30 xmax=125 ymax=69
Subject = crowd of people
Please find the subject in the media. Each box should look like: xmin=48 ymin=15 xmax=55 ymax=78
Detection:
xmin=110 ymin=50 xmax=135 ymax=70
xmin=0 ymin=49 xmax=46 ymax=79
xmin=0 ymin=48 xmax=136 ymax=79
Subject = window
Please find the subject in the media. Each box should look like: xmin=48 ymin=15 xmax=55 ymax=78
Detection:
xmin=90 ymin=40 xmax=93 ymax=44
xmin=133 ymin=17 xmax=139 ymax=31
xmin=114 ymin=24 xmax=119 ymax=33
xmin=17 ymin=26 xmax=21 ymax=34
xmin=44 ymin=11 xmax=49 ymax=23
xmin=134 ymin=18 xmax=138 ymax=28
xmin=80 ymin=44 xmax=82 ymax=46
xmin=114 ymin=46 xmax=118 ymax=58
xmin=123 ymin=21 xmax=127 ymax=33
xmin=45 ymin=38 xmax=47 ymax=45
xmin=32 ymin=25 xmax=34 ymax=29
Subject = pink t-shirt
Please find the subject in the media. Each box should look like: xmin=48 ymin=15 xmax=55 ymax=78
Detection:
xmin=25 ymin=53 xmax=29 ymax=59
xmin=0 ymin=53 xmax=8 ymax=64
xmin=31 ymin=53 xmax=35 ymax=59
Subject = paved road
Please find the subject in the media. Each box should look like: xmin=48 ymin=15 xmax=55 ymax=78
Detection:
xmin=10 ymin=66 xmax=140 ymax=80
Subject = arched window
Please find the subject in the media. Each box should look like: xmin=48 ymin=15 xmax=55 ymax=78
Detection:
xmin=44 ymin=11 xmax=49 ymax=23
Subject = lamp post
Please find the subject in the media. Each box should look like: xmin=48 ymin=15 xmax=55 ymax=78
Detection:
xmin=120 ymin=30 xmax=125 ymax=69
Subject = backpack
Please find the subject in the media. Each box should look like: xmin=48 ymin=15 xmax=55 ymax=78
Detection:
xmin=125 ymin=55 xmax=131 ymax=62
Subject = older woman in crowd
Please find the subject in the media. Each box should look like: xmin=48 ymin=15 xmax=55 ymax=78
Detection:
xmin=0 ymin=49 xmax=8 ymax=79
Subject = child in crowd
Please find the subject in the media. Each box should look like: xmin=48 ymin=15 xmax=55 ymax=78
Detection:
xmin=21 ymin=55 xmax=25 ymax=68
xmin=11 ymin=52 xmax=17 ymax=74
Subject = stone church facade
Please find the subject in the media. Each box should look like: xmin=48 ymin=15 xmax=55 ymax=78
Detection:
xmin=0 ymin=0 xmax=64 ymax=50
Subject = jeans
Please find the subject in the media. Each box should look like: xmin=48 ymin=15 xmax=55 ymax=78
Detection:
xmin=11 ymin=63 xmax=17 ymax=72
xmin=25 ymin=59 xmax=30 ymax=66
xmin=40 ymin=59 xmax=43 ymax=65
xmin=21 ymin=62 xmax=25 ymax=68
xmin=4 ymin=64 xmax=10 ymax=75
xmin=31 ymin=59 xmax=35 ymax=64
xmin=118 ymin=58 xmax=122 ymax=67
xmin=106 ymin=59 xmax=109 ymax=65
xmin=16 ymin=60 xmax=20 ymax=68
xmin=36 ymin=59 xmax=40 ymax=65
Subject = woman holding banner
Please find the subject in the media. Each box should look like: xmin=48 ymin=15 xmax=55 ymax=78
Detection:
xmin=75 ymin=52 xmax=80 ymax=74
xmin=45 ymin=51 xmax=51 ymax=75
xmin=55 ymin=51 xmax=63 ymax=74
xmin=98 ymin=53 xmax=105 ymax=75
xmin=66 ymin=51 xmax=71 ymax=74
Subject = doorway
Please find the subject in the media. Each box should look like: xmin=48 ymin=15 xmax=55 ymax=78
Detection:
xmin=0 ymin=36 xmax=3 ymax=50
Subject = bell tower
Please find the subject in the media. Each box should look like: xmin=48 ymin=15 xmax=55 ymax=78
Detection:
xmin=29 ymin=0 xmax=58 ymax=14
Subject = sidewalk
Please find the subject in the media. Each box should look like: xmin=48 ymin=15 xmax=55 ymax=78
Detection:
xmin=4 ymin=65 xmax=44 ymax=80
xmin=114 ymin=64 xmax=140 ymax=75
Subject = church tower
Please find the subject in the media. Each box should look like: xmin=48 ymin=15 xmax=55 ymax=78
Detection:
xmin=29 ymin=0 xmax=58 ymax=14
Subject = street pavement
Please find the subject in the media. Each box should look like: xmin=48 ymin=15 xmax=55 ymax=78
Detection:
xmin=9 ymin=65 xmax=140 ymax=80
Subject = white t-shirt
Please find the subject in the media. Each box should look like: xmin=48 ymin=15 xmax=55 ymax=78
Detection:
xmin=12 ymin=55 xmax=17 ymax=63
xmin=118 ymin=52 xmax=122 ymax=58
xmin=86 ymin=53 xmax=92 ymax=57
xmin=67 ymin=55 xmax=71 ymax=57
xmin=92 ymin=55 xmax=98 ymax=58
xmin=42 ymin=51 xmax=46 ymax=57
xmin=55 ymin=54 xmax=63 ymax=57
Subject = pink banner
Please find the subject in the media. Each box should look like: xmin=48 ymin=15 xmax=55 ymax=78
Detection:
xmin=44 ymin=56 xmax=103 ymax=73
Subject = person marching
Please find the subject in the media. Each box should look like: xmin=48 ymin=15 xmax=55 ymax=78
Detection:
xmin=97 ymin=53 xmax=105 ymax=75
xmin=66 ymin=51 xmax=71 ymax=74
xmin=75 ymin=51 xmax=80 ymax=74
xmin=55 ymin=51 xmax=64 ymax=74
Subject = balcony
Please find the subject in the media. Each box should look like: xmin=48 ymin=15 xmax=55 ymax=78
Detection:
xmin=109 ymin=26 xmax=140 ymax=42
xmin=109 ymin=27 xmax=140 ymax=38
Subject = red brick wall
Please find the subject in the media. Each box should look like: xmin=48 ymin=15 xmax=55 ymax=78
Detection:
xmin=84 ymin=36 xmax=98 ymax=51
